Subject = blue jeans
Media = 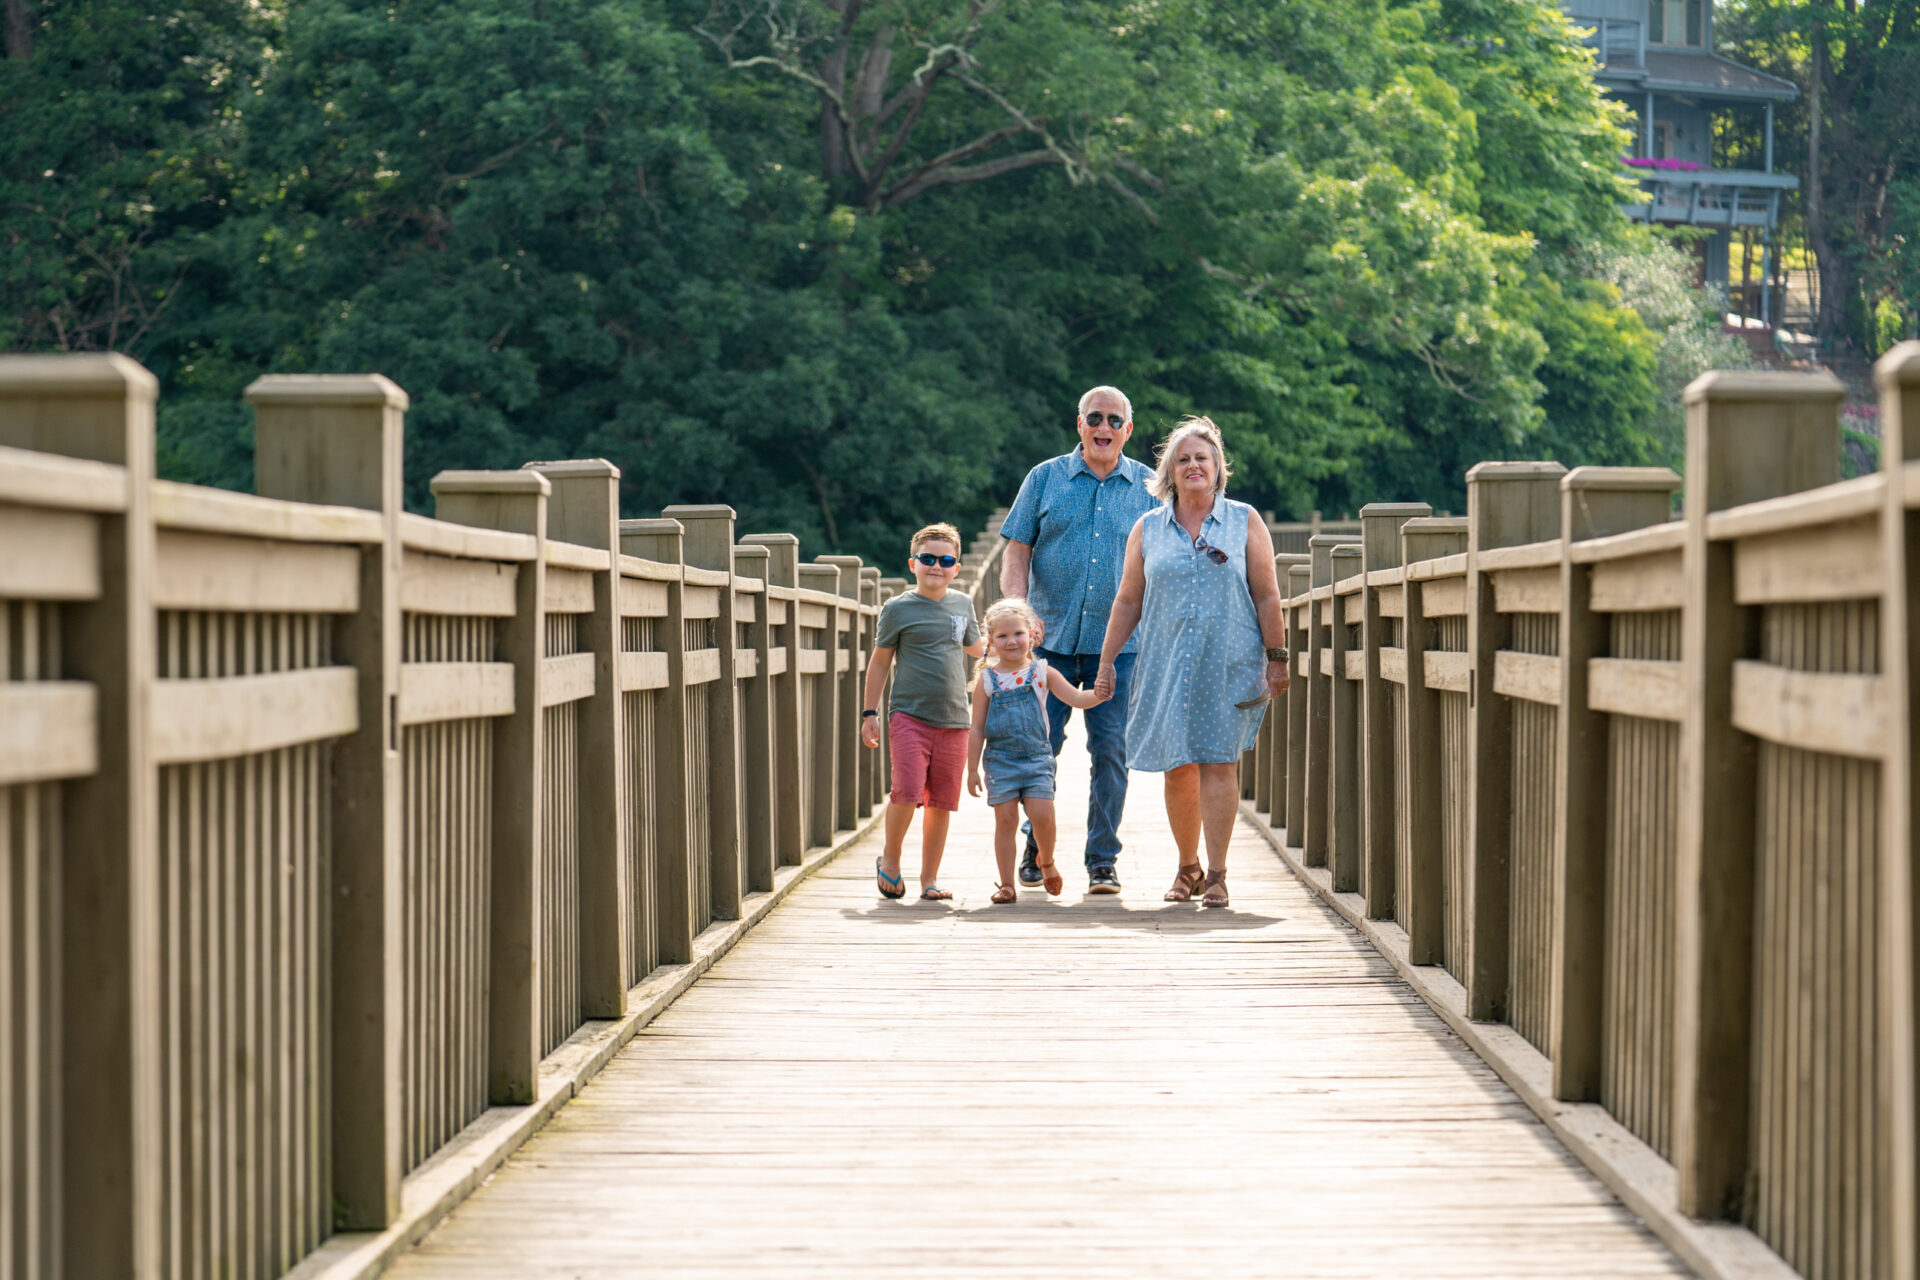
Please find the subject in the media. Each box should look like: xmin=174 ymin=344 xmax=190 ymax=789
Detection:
xmin=1023 ymin=649 xmax=1133 ymax=869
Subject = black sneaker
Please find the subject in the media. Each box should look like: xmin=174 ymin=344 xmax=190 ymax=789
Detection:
xmin=1017 ymin=833 xmax=1043 ymax=887
xmin=1088 ymin=865 xmax=1122 ymax=895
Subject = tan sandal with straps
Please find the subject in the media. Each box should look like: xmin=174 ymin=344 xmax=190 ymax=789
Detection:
xmin=990 ymin=883 xmax=1017 ymax=904
xmin=1164 ymin=863 xmax=1205 ymax=902
xmin=1201 ymin=869 xmax=1229 ymax=908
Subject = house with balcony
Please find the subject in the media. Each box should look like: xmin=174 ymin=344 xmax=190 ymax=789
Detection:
xmin=1564 ymin=0 xmax=1798 ymax=328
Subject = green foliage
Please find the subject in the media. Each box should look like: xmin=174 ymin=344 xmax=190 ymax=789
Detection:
xmin=0 ymin=0 xmax=1739 ymax=562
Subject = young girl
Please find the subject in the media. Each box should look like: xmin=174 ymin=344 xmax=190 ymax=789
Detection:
xmin=966 ymin=598 xmax=1107 ymax=903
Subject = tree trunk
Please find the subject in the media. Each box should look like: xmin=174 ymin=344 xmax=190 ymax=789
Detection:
xmin=1805 ymin=20 xmax=1843 ymax=349
xmin=3 ymin=0 xmax=34 ymax=61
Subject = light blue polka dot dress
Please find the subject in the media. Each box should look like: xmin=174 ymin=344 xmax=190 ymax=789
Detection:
xmin=1125 ymin=494 xmax=1268 ymax=771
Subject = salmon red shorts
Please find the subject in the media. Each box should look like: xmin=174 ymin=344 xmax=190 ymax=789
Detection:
xmin=888 ymin=711 xmax=968 ymax=811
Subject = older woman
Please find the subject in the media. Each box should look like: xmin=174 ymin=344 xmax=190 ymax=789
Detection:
xmin=1093 ymin=418 xmax=1289 ymax=907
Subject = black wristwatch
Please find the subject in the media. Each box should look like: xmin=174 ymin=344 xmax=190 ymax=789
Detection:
xmin=862 ymin=709 xmax=879 ymax=718
xmin=1265 ymin=647 xmax=1289 ymax=663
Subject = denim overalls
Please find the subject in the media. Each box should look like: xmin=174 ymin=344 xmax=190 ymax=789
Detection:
xmin=981 ymin=661 xmax=1055 ymax=807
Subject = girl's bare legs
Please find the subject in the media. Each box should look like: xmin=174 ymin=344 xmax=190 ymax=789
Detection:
xmin=919 ymin=806 xmax=954 ymax=890
xmin=1025 ymin=797 xmax=1057 ymax=867
xmin=992 ymin=802 xmax=1021 ymax=886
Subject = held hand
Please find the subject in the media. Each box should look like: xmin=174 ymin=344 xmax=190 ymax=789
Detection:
xmin=967 ymin=769 xmax=983 ymax=798
xmin=861 ymin=717 xmax=880 ymax=749
xmin=1093 ymin=662 xmax=1116 ymax=702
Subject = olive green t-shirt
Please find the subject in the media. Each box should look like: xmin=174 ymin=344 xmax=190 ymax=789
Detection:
xmin=875 ymin=589 xmax=980 ymax=729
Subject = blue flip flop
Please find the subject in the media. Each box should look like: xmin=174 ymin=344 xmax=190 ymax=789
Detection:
xmin=875 ymin=856 xmax=906 ymax=900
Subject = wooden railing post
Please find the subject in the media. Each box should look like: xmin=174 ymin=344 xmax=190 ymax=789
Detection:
xmin=665 ymin=505 xmax=744 ymax=922
xmin=1360 ymin=503 xmax=1429 ymax=921
xmin=733 ymin=542 xmax=776 ymax=894
xmin=1283 ymin=563 xmax=1312 ymax=852
xmin=1464 ymin=462 xmax=1565 ymax=1021
xmin=878 ymin=575 xmax=907 ymax=810
xmin=622 ymin=518 xmax=693 ymax=964
xmin=742 ymin=534 xmax=805 ymax=866
xmin=1400 ymin=516 xmax=1468 ymax=966
xmin=798 ymin=561 xmax=845 ymax=848
xmin=858 ymin=567 xmax=882 ymax=819
xmin=0 ymin=355 xmax=161 ymax=1278
xmin=1268 ymin=554 xmax=1310 ymax=838
xmin=1879 ymin=342 xmax=1920 ymax=1280
xmin=534 ymin=460 xmax=628 ymax=1015
xmin=1329 ymin=543 xmax=1364 ymax=892
xmin=816 ymin=555 xmax=865 ymax=834
xmin=1674 ymin=371 xmax=1841 ymax=1218
xmin=433 ymin=469 xmax=550 ymax=1102
xmin=1305 ymin=535 xmax=1342 ymax=867
xmin=249 ymin=374 xmax=409 ymax=1226
xmin=1548 ymin=467 xmax=1679 ymax=1103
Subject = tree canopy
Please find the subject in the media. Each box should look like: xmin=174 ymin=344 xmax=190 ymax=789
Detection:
xmin=2 ymin=0 xmax=1738 ymax=565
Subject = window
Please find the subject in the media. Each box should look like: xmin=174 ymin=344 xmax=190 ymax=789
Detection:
xmin=1653 ymin=121 xmax=1678 ymax=159
xmin=1649 ymin=0 xmax=1705 ymax=46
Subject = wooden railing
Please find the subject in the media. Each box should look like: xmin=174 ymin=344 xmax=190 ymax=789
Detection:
xmin=0 ymin=354 xmax=1003 ymax=1280
xmin=1247 ymin=344 xmax=1920 ymax=1280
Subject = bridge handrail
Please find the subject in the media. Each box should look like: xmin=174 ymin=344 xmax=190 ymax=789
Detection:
xmin=1253 ymin=344 xmax=1920 ymax=1280
xmin=0 ymin=354 xmax=998 ymax=1280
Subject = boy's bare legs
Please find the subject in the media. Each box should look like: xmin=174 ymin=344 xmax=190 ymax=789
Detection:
xmin=992 ymin=803 xmax=1020 ymax=887
xmin=919 ymin=806 xmax=953 ymax=890
xmin=879 ymin=801 xmax=917 ymax=886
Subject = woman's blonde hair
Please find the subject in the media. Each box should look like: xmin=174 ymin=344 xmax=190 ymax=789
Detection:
xmin=974 ymin=597 xmax=1043 ymax=686
xmin=1148 ymin=416 xmax=1232 ymax=502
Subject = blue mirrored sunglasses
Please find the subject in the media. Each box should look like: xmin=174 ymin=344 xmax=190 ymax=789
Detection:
xmin=914 ymin=553 xmax=958 ymax=568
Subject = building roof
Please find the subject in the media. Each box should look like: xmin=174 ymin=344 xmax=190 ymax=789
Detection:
xmin=1598 ymin=50 xmax=1799 ymax=102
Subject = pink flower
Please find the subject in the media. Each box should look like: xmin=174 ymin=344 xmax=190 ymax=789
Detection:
xmin=1621 ymin=156 xmax=1708 ymax=172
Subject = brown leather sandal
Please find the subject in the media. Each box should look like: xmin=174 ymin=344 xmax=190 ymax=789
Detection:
xmin=991 ymin=883 xmax=1017 ymax=904
xmin=1165 ymin=863 xmax=1205 ymax=902
xmin=1201 ymin=869 xmax=1229 ymax=908
xmin=1037 ymin=857 xmax=1064 ymax=897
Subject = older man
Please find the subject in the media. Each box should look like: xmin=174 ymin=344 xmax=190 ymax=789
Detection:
xmin=1000 ymin=385 xmax=1159 ymax=893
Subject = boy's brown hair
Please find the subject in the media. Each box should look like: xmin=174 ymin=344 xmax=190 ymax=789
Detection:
xmin=909 ymin=522 xmax=963 ymax=555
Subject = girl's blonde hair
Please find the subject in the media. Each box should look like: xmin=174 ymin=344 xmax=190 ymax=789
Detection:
xmin=1148 ymin=415 xmax=1232 ymax=502
xmin=974 ymin=597 xmax=1043 ymax=687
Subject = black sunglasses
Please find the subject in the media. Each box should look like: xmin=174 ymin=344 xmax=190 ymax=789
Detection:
xmin=1192 ymin=534 xmax=1229 ymax=565
xmin=1082 ymin=411 xmax=1127 ymax=429
xmin=914 ymin=553 xmax=959 ymax=568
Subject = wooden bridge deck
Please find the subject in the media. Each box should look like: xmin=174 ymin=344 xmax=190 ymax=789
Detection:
xmin=384 ymin=737 xmax=1684 ymax=1279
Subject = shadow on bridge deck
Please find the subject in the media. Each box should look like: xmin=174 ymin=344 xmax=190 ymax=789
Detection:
xmin=384 ymin=735 xmax=1685 ymax=1278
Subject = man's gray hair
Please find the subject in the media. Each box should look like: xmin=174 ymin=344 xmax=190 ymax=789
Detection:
xmin=1077 ymin=385 xmax=1132 ymax=423
xmin=1148 ymin=416 xmax=1232 ymax=502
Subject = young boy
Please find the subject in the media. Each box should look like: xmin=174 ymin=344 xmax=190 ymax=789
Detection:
xmin=861 ymin=522 xmax=985 ymax=900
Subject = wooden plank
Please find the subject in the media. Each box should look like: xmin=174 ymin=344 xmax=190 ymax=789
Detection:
xmin=543 ymin=567 xmax=594 ymax=615
xmin=400 ymin=511 xmax=537 ymax=562
xmin=684 ymin=586 xmax=721 ymax=622
xmin=0 ymin=442 xmax=126 ymax=512
xmin=1407 ymin=552 xmax=1468 ymax=580
xmin=0 ymin=502 xmax=99 ymax=599
xmin=1705 ymin=471 xmax=1885 ymax=542
xmin=151 ymin=478 xmax=383 ymax=543
xmin=540 ymin=652 xmax=597 ymax=707
xmin=1493 ymin=650 xmax=1562 ymax=705
xmin=1478 ymin=541 xmax=1563 ymax=571
xmin=616 ymin=554 xmax=679 ymax=582
xmin=1571 ymin=520 xmax=1686 ymax=565
xmin=1343 ymin=648 xmax=1364 ymax=680
xmin=401 ymin=552 xmax=518 ymax=617
xmin=1591 ymin=552 xmax=1685 ymax=613
xmin=1729 ymin=661 xmax=1888 ymax=759
xmin=1319 ymin=647 xmax=1334 ymax=676
xmin=618 ymin=651 xmax=668 ymax=692
xmin=0 ymin=681 xmax=97 ymax=783
xmin=1294 ymin=651 xmax=1308 ymax=677
xmin=618 ymin=575 xmax=669 ymax=619
xmin=544 ymin=540 xmax=609 ymax=573
xmin=153 ymin=529 xmax=361 ymax=612
xmin=683 ymin=565 xmax=729 ymax=588
xmin=796 ymin=602 xmax=831 ymax=630
xmin=150 ymin=667 xmax=359 ymax=763
xmin=1379 ymin=646 xmax=1407 ymax=684
xmin=685 ymin=648 xmax=721 ymax=686
xmin=735 ymin=649 xmax=758 ymax=680
xmin=733 ymin=594 xmax=756 ymax=624
xmin=1422 ymin=650 xmax=1469 ymax=693
xmin=400 ymin=661 xmax=516 ymax=724
xmin=1343 ymin=592 xmax=1365 ymax=624
xmin=1493 ymin=566 xmax=1562 ymax=615
xmin=1588 ymin=658 xmax=1684 ymax=722
xmin=797 ymin=649 xmax=827 ymax=675
xmin=1422 ymin=577 xmax=1468 ymax=617
xmin=1378 ymin=583 xmax=1406 ymax=618
xmin=766 ymin=648 xmax=788 ymax=677
xmin=1732 ymin=516 xmax=1883 ymax=604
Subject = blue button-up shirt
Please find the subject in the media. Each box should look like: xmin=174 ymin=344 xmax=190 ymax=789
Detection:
xmin=1001 ymin=446 xmax=1159 ymax=655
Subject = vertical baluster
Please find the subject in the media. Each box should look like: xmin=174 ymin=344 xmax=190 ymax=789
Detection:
xmin=622 ymin=519 xmax=691 ymax=965
xmin=743 ymin=536 xmax=804 ymax=869
xmin=1399 ymin=518 xmax=1468 ymax=966
xmin=1304 ymin=535 xmax=1340 ymax=869
xmin=816 ymin=555 xmax=866 ymax=836
xmin=798 ymin=562 xmax=846 ymax=849
xmin=733 ymin=544 xmax=776 ymax=895
xmin=1283 ymin=564 xmax=1311 ymax=854
xmin=1360 ymin=505 xmax=1427 ymax=920
xmin=667 ymin=506 xmax=744 ymax=923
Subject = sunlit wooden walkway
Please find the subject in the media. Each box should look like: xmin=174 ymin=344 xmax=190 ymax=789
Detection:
xmin=386 ymin=737 xmax=1683 ymax=1278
